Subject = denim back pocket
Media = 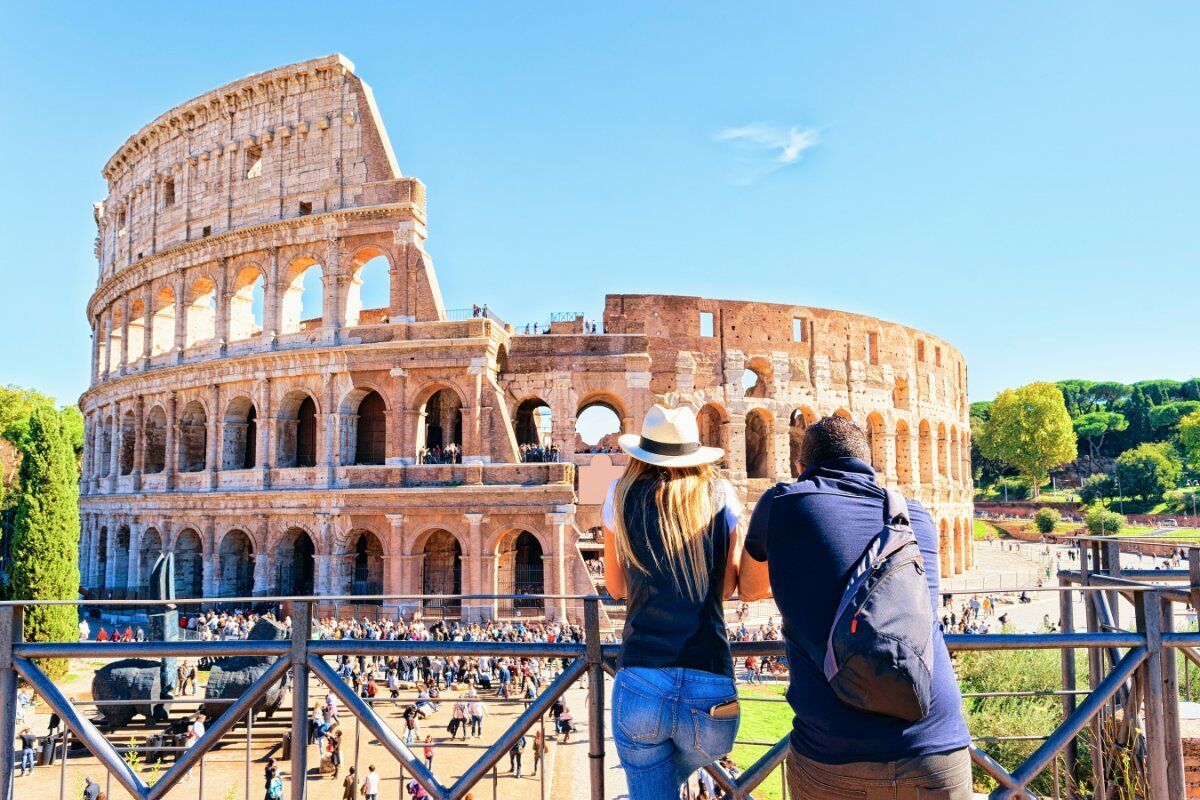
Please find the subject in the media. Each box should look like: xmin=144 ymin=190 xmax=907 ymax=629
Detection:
xmin=615 ymin=675 xmax=666 ymax=744
xmin=690 ymin=704 xmax=739 ymax=761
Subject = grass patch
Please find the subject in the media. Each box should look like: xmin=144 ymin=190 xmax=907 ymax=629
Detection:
xmin=974 ymin=519 xmax=1005 ymax=540
xmin=731 ymin=684 xmax=790 ymax=800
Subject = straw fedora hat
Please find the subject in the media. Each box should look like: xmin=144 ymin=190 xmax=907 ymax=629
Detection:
xmin=618 ymin=404 xmax=724 ymax=468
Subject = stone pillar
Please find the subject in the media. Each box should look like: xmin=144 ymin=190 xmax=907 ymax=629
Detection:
xmin=386 ymin=514 xmax=405 ymax=595
xmin=140 ymin=283 xmax=153 ymax=367
xmin=127 ymin=520 xmax=143 ymax=597
xmin=107 ymin=403 xmax=119 ymax=490
xmin=201 ymin=516 xmax=219 ymax=598
xmin=316 ymin=514 xmax=333 ymax=595
xmin=725 ymin=418 xmax=747 ymax=480
xmin=90 ymin=323 xmax=101 ymax=385
xmin=264 ymin=247 xmax=280 ymax=347
xmin=464 ymin=513 xmax=486 ymax=620
xmin=323 ymin=236 xmax=342 ymax=340
xmin=214 ymin=257 xmax=230 ymax=355
xmin=164 ymin=391 xmax=177 ymax=489
xmin=880 ymin=432 xmax=897 ymax=488
xmin=322 ymin=374 xmax=337 ymax=487
xmin=118 ymin=295 xmax=131 ymax=375
xmin=387 ymin=368 xmax=407 ymax=465
xmin=546 ymin=512 xmax=569 ymax=620
xmin=173 ymin=270 xmax=187 ymax=362
xmin=104 ymin=517 xmax=120 ymax=594
xmin=258 ymin=377 xmax=273 ymax=484
xmin=254 ymin=515 xmax=271 ymax=596
xmin=206 ymin=384 xmax=220 ymax=489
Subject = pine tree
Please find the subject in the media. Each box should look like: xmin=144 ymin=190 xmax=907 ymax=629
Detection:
xmin=9 ymin=406 xmax=80 ymax=679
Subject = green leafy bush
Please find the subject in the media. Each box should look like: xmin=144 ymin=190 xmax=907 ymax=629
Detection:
xmin=1084 ymin=504 xmax=1126 ymax=535
xmin=1033 ymin=507 xmax=1060 ymax=533
xmin=1079 ymin=473 xmax=1114 ymax=505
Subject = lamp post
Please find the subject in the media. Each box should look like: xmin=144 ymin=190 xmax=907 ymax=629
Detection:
xmin=1115 ymin=474 xmax=1125 ymax=515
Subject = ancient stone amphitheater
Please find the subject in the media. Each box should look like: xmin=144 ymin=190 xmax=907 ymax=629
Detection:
xmin=78 ymin=54 xmax=973 ymax=621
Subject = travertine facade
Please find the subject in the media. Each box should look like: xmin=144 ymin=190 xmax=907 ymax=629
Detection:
xmin=78 ymin=55 xmax=973 ymax=620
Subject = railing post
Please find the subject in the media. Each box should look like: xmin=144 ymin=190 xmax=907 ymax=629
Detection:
xmin=0 ymin=606 xmax=22 ymax=800
xmin=291 ymin=602 xmax=312 ymax=800
xmin=1138 ymin=590 xmax=1171 ymax=798
xmin=584 ymin=597 xmax=605 ymax=800
xmin=1105 ymin=539 xmax=1122 ymax=629
xmin=1058 ymin=582 xmax=1078 ymax=796
xmin=1158 ymin=591 xmax=1186 ymax=799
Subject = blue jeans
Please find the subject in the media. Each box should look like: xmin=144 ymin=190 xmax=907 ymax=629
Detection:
xmin=20 ymin=748 xmax=34 ymax=774
xmin=612 ymin=667 xmax=739 ymax=800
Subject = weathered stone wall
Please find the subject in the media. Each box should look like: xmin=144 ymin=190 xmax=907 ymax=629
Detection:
xmin=79 ymin=55 xmax=974 ymax=620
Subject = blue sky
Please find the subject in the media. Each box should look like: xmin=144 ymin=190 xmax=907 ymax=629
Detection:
xmin=2 ymin=3 xmax=1196 ymax=408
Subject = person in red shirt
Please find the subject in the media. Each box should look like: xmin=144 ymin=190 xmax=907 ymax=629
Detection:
xmin=96 ymin=628 xmax=109 ymax=643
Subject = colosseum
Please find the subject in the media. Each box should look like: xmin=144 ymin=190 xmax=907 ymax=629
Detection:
xmin=77 ymin=54 xmax=974 ymax=623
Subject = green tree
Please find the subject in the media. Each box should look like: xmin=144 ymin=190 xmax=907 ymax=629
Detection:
xmin=1034 ymin=507 xmax=1060 ymax=534
xmin=8 ymin=407 xmax=80 ymax=679
xmin=1181 ymin=411 xmax=1200 ymax=471
xmin=979 ymin=383 xmax=1077 ymax=498
xmin=1114 ymin=442 xmax=1182 ymax=501
xmin=1148 ymin=401 xmax=1200 ymax=433
xmin=1080 ymin=473 xmax=1114 ymax=505
xmin=1085 ymin=504 xmax=1126 ymax=535
xmin=1073 ymin=411 xmax=1128 ymax=463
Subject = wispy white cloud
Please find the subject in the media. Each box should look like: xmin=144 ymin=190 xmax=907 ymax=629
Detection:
xmin=714 ymin=124 xmax=820 ymax=182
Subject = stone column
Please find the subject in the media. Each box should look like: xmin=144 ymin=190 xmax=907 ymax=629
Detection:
xmin=323 ymin=236 xmax=342 ymax=340
xmin=127 ymin=519 xmax=143 ymax=597
xmin=315 ymin=514 xmax=333 ymax=595
xmin=140 ymin=283 xmax=153 ymax=367
xmin=118 ymin=295 xmax=131 ymax=376
xmin=104 ymin=517 xmax=120 ymax=595
xmin=385 ymin=514 xmax=405 ymax=595
xmin=724 ymin=417 xmax=747 ymax=480
xmin=214 ymin=258 xmax=230 ymax=355
xmin=464 ymin=513 xmax=486 ymax=620
xmin=263 ymin=247 xmax=280 ymax=348
xmin=164 ymin=391 xmax=177 ymax=489
xmin=258 ymin=377 xmax=273 ymax=486
xmin=322 ymin=374 xmax=337 ymax=487
xmin=206 ymin=384 xmax=220 ymax=489
xmin=387 ymin=368 xmax=407 ymax=465
xmin=90 ymin=323 xmax=101 ymax=385
xmin=546 ymin=512 xmax=569 ymax=620
xmin=173 ymin=270 xmax=187 ymax=362
xmin=201 ymin=516 xmax=219 ymax=598
xmin=253 ymin=515 xmax=271 ymax=596
xmin=880 ymin=432 xmax=897 ymax=488
xmin=107 ymin=403 xmax=120 ymax=490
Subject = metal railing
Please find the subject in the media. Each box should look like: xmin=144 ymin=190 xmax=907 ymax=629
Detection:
xmin=0 ymin=551 xmax=1198 ymax=800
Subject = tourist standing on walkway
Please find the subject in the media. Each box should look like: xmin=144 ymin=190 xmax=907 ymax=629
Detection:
xmin=604 ymin=405 xmax=769 ymax=800
xmin=16 ymin=727 xmax=37 ymax=776
xmin=740 ymin=416 xmax=972 ymax=799
xmin=361 ymin=764 xmax=380 ymax=800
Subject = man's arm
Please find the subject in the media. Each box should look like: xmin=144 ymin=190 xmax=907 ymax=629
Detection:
xmin=737 ymin=490 xmax=774 ymax=601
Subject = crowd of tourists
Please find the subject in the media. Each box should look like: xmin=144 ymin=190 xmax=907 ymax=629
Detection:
xmin=417 ymin=444 xmax=461 ymax=464
xmin=518 ymin=443 xmax=561 ymax=462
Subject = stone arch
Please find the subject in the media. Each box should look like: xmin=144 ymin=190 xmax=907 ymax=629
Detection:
xmin=119 ymin=409 xmax=137 ymax=475
xmin=419 ymin=528 xmax=463 ymax=616
xmin=894 ymin=419 xmax=913 ymax=485
xmin=228 ymin=265 xmax=265 ymax=342
xmin=938 ymin=519 xmax=952 ymax=579
xmin=280 ymin=256 xmax=324 ymax=334
xmin=222 ymin=396 xmax=258 ymax=470
xmin=893 ymin=378 xmax=910 ymax=410
xmin=217 ymin=529 xmax=255 ymax=598
xmin=150 ymin=285 xmax=176 ymax=356
xmin=496 ymin=529 xmax=545 ymax=616
xmin=697 ymin=403 xmax=728 ymax=468
xmin=575 ymin=392 xmax=625 ymax=451
xmin=274 ymin=527 xmax=316 ymax=595
xmin=866 ymin=412 xmax=886 ymax=474
xmin=416 ymin=385 xmax=464 ymax=459
xmin=937 ymin=423 xmax=949 ymax=478
xmin=139 ymin=527 xmax=163 ymax=594
xmin=127 ymin=298 xmax=147 ymax=363
xmin=918 ymin=420 xmax=934 ymax=484
xmin=514 ymin=397 xmax=553 ymax=448
xmin=745 ymin=407 xmax=774 ymax=479
xmin=178 ymin=400 xmax=208 ymax=472
xmin=143 ymin=405 xmax=168 ymax=474
xmin=345 ymin=246 xmax=391 ymax=326
xmin=277 ymin=389 xmax=319 ymax=468
xmin=112 ymin=525 xmax=131 ymax=592
xmin=832 ymin=408 xmax=853 ymax=420
xmin=742 ymin=356 xmax=773 ymax=399
xmin=173 ymin=528 xmax=204 ymax=598
xmin=338 ymin=387 xmax=388 ymax=465
xmin=789 ymin=406 xmax=816 ymax=478
xmin=348 ymin=530 xmax=384 ymax=595
xmin=185 ymin=276 xmax=217 ymax=347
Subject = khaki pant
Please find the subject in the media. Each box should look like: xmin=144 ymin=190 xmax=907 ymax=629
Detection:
xmin=786 ymin=747 xmax=972 ymax=799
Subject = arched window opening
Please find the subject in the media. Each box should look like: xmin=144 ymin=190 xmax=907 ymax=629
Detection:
xmin=99 ymin=417 xmax=113 ymax=477
xmin=277 ymin=393 xmax=318 ymax=468
xmin=178 ymin=401 xmax=208 ymax=472
xmin=697 ymin=403 xmax=728 ymax=469
xmin=788 ymin=407 xmax=816 ymax=478
xmin=150 ymin=287 xmax=176 ymax=356
xmin=112 ymin=526 xmax=131 ymax=593
xmin=345 ymin=252 xmax=390 ymax=326
xmin=833 ymin=408 xmax=853 ymax=420
xmin=119 ymin=410 xmax=137 ymax=475
xmin=419 ymin=388 xmax=463 ymax=463
xmin=515 ymin=398 xmax=553 ymax=459
xmin=353 ymin=391 xmax=388 ymax=465
xmin=498 ymin=531 xmax=545 ymax=616
xmin=218 ymin=531 xmax=255 ymax=598
xmin=745 ymin=409 xmax=773 ymax=479
xmin=351 ymin=532 xmax=384 ymax=595
xmin=222 ymin=398 xmax=257 ymax=470
xmin=126 ymin=299 xmax=147 ymax=363
xmin=143 ymin=406 xmax=167 ymax=474
xmin=895 ymin=420 xmax=913 ymax=485
xmin=422 ymin=530 xmax=462 ymax=617
xmin=866 ymin=413 xmax=887 ymax=475
xmin=742 ymin=357 xmax=773 ymax=399
xmin=139 ymin=529 xmax=163 ymax=597
xmin=918 ymin=421 xmax=934 ymax=484
xmin=174 ymin=529 xmax=203 ymax=598
xmin=185 ymin=277 xmax=217 ymax=347
xmin=275 ymin=529 xmax=316 ymax=595
xmin=107 ymin=307 xmax=124 ymax=374
xmin=575 ymin=399 xmax=622 ymax=454
xmin=228 ymin=267 xmax=265 ymax=341
xmin=280 ymin=260 xmax=324 ymax=334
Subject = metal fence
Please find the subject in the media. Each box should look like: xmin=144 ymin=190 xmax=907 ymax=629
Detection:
xmin=2 ymin=540 xmax=1200 ymax=800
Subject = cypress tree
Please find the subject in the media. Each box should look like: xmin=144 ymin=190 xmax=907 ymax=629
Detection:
xmin=9 ymin=406 xmax=79 ymax=679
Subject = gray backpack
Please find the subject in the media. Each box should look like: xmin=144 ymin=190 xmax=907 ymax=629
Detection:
xmin=801 ymin=489 xmax=935 ymax=722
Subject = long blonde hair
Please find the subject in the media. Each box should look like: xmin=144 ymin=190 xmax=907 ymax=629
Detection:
xmin=611 ymin=458 xmax=719 ymax=601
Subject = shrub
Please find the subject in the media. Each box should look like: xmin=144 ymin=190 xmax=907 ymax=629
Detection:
xmin=993 ymin=476 xmax=1030 ymax=500
xmin=1079 ymin=473 xmax=1114 ymax=505
xmin=1033 ymin=507 xmax=1060 ymax=534
xmin=1114 ymin=442 xmax=1182 ymax=501
xmin=1084 ymin=504 xmax=1126 ymax=536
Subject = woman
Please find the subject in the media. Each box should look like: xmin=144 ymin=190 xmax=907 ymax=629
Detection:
xmin=604 ymin=405 xmax=768 ymax=799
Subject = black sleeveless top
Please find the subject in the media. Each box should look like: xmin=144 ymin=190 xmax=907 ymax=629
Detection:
xmin=616 ymin=477 xmax=733 ymax=678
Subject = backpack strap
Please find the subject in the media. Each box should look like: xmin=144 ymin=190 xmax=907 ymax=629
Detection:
xmin=883 ymin=489 xmax=911 ymax=528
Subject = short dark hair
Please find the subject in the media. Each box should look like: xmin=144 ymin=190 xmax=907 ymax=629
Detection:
xmin=798 ymin=415 xmax=870 ymax=467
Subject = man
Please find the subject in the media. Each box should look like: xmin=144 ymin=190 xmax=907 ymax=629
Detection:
xmin=740 ymin=415 xmax=971 ymax=799
xmin=360 ymin=764 xmax=380 ymax=800
xmin=82 ymin=777 xmax=101 ymax=800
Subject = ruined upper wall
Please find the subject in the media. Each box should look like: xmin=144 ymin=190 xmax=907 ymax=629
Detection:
xmin=604 ymin=293 xmax=969 ymax=421
xmin=94 ymin=54 xmax=412 ymax=280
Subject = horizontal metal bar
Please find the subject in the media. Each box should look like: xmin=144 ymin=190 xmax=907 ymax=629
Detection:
xmin=5 ymin=593 xmax=603 ymax=607
xmin=308 ymin=639 xmax=585 ymax=658
xmin=945 ymin=632 xmax=1145 ymax=650
xmin=15 ymin=640 xmax=290 ymax=658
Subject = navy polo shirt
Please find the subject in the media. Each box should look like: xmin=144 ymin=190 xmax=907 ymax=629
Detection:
xmin=745 ymin=457 xmax=970 ymax=764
